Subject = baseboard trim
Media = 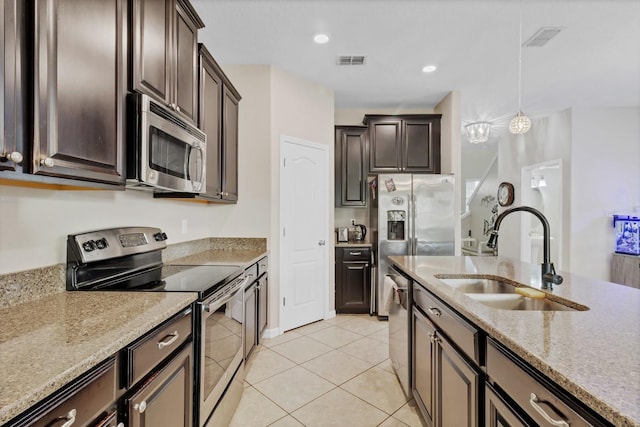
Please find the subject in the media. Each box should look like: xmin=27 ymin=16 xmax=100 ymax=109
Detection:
xmin=261 ymin=327 xmax=280 ymax=339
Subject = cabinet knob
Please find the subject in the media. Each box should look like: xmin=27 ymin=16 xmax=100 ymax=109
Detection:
xmin=41 ymin=157 xmax=55 ymax=167
xmin=318 ymin=240 xmax=326 ymax=246
xmin=134 ymin=400 xmax=147 ymax=413
xmin=2 ymin=151 xmax=23 ymax=164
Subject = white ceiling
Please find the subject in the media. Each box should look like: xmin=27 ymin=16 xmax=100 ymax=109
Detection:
xmin=191 ymin=0 xmax=640 ymax=140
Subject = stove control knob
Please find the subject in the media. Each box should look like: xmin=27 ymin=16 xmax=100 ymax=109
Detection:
xmin=95 ymin=238 xmax=108 ymax=250
xmin=82 ymin=240 xmax=96 ymax=252
xmin=153 ymin=232 xmax=164 ymax=241
xmin=161 ymin=232 xmax=168 ymax=240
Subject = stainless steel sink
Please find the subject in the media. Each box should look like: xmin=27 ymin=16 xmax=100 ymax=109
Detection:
xmin=436 ymin=277 xmax=519 ymax=294
xmin=436 ymin=275 xmax=586 ymax=312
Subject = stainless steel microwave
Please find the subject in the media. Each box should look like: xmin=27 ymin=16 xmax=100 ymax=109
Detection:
xmin=126 ymin=93 xmax=206 ymax=193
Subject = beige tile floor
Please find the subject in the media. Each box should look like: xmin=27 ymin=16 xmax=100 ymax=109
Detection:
xmin=229 ymin=314 xmax=426 ymax=427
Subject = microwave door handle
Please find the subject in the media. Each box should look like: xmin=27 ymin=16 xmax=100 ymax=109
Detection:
xmin=187 ymin=144 xmax=205 ymax=192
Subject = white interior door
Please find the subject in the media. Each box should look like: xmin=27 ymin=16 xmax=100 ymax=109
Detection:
xmin=280 ymin=136 xmax=328 ymax=332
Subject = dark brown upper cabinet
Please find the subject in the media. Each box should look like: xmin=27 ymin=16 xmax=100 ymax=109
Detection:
xmin=155 ymin=44 xmax=241 ymax=203
xmin=0 ymin=0 xmax=26 ymax=175
xmin=364 ymin=114 xmax=442 ymax=173
xmin=335 ymin=126 xmax=368 ymax=207
xmin=198 ymin=45 xmax=240 ymax=202
xmin=30 ymin=0 xmax=126 ymax=185
xmin=131 ymin=0 xmax=204 ymax=125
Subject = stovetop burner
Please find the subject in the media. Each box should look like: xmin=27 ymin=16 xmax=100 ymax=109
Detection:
xmin=66 ymin=227 xmax=243 ymax=300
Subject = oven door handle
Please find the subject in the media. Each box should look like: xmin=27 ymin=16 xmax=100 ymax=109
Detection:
xmin=202 ymin=275 xmax=249 ymax=313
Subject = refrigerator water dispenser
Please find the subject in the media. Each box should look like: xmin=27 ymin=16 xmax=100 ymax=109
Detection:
xmin=387 ymin=210 xmax=406 ymax=240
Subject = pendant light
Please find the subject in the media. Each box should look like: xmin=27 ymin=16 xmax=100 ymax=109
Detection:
xmin=509 ymin=0 xmax=531 ymax=135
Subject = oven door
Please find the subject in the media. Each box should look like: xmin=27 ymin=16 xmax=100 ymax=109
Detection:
xmin=132 ymin=94 xmax=206 ymax=193
xmin=198 ymin=276 xmax=246 ymax=426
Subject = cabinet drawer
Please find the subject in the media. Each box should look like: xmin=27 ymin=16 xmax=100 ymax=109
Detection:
xmin=257 ymin=256 xmax=268 ymax=276
xmin=340 ymin=247 xmax=371 ymax=261
xmin=245 ymin=262 xmax=258 ymax=282
xmin=487 ymin=339 xmax=597 ymax=427
xmin=413 ymin=283 xmax=481 ymax=364
xmin=126 ymin=309 xmax=192 ymax=387
xmin=31 ymin=358 xmax=117 ymax=427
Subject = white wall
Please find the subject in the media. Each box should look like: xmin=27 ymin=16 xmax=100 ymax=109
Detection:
xmin=570 ymin=107 xmax=640 ymax=280
xmin=497 ymin=109 xmax=572 ymax=270
xmin=497 ymin=107 xmax=640 ymax=282
xmin=466 ymin=159 xmax=499 ymax=243
xmin=269 ymin=66 xmax=335 ymax=326
xmin=0 ymin=65 xmax=273 ymax=276
xmin=435 ymin=91 xmax=462 ymax=255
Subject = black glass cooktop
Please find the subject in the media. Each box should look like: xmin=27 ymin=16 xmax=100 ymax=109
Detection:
xmin=76 ymin=263 xmax=243 ymax=300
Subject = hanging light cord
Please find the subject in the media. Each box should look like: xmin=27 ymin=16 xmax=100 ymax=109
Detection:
xmin=517 ymin=0 xmax=523 ymax=114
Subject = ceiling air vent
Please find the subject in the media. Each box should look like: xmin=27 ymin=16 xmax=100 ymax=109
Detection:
xmin=337 ymin=55 xmax=367 ymax=65
xmin=523 ymin=27 xmax=565 ymax=47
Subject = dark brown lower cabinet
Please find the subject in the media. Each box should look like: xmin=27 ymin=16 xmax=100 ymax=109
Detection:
xmin=7 ymin=357 xmax=118 ymax=427
xmin=335 ymin=247 xmax=371 ymax=314
xmin=258 ymin=273 xmax=268 ymax=338
xmin=412 ymin=302 xmax=480 ymax=427
xmin=126 ymin=344 xmax=193 ymax=427
xmin=485 ymin=384 xmax=528 ymax=427
xmin=486 ymin=339 xmax=610 ymax=427
xmin=412 ymin=307 xmax=435 ymax=425
xmin=436 ymin=332 xmax=479 ymax=427
xmin=244 ymin=280 xmax=257 ymax=359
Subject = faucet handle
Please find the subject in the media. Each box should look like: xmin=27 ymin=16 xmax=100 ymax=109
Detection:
xmin=542 ymin=263 xmax=563 ymax=288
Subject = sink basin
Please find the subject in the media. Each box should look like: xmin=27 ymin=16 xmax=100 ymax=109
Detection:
xmin=435 ymin=275 xmax=587 ymax=312
xmin=464 ymin=293 xmax=577 ymax=311
xmin=436 ymin=277 xmax=519 ymax=294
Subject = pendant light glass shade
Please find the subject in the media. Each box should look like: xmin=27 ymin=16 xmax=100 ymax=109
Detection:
xmin=509 ymin=112 xmax=531 ymax=134
xmin=465 ymin=122 xmax=492 ymax=144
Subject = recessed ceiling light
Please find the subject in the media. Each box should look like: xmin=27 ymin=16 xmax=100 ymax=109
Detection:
xmin=422 ymin=65 xmax=437 ymax=73
xmin=313 ymin=34 xmax=329 ymax=44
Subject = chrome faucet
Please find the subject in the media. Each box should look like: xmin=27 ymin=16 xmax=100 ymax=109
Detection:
xmin=486 ymin=206 xmax=563 ymax=290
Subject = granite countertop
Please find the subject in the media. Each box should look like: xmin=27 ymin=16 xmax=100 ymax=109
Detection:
xmin=389 ymin=255 xmax=640 ymax=427
xmin=335 ymin=240 xmax=373 ymax=248
xmin=0 ymin=291 xmax=197 ymax=425
xmin=169 ymin=248 xmax=267 ymax=267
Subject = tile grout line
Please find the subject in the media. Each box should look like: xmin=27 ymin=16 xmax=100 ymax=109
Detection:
xmin=234 ymin=314 xmax=418 ymax=427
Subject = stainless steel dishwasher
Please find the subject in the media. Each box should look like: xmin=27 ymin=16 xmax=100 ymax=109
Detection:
xmin=388 ymin=265 xmax=412 ymax=397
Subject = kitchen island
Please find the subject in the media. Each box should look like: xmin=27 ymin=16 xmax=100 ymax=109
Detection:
xmin=389 ymin=255 xmax=640 ymax=427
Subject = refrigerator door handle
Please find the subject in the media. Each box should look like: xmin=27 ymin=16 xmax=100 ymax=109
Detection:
xmin=370 ymin=263 xmax=376 ymax=315
xmin=411 ymin=193 xmax=417 ymax=255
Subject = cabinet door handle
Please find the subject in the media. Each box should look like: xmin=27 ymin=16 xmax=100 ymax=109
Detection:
xmin=53 ymin=409 xmax=77 ymax=427
xmin=529 ymin=393 xmax=570 ymax=427
xmin=428 ymin=307 xmax=442 ymax=317
xmin=157 ymin=331 xmax=179 ymax=349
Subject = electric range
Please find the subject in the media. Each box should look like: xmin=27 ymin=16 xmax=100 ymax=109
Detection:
xmin=66 ymin=226 xmax=248 ymax=427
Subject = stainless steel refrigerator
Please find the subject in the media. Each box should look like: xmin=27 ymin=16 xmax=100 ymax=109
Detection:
xmin=370 ymin=174 xmax=455 ymax=316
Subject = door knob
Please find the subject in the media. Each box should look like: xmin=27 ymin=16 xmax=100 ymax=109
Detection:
xmin=318 ymin=240 xmax=326 ymax=246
